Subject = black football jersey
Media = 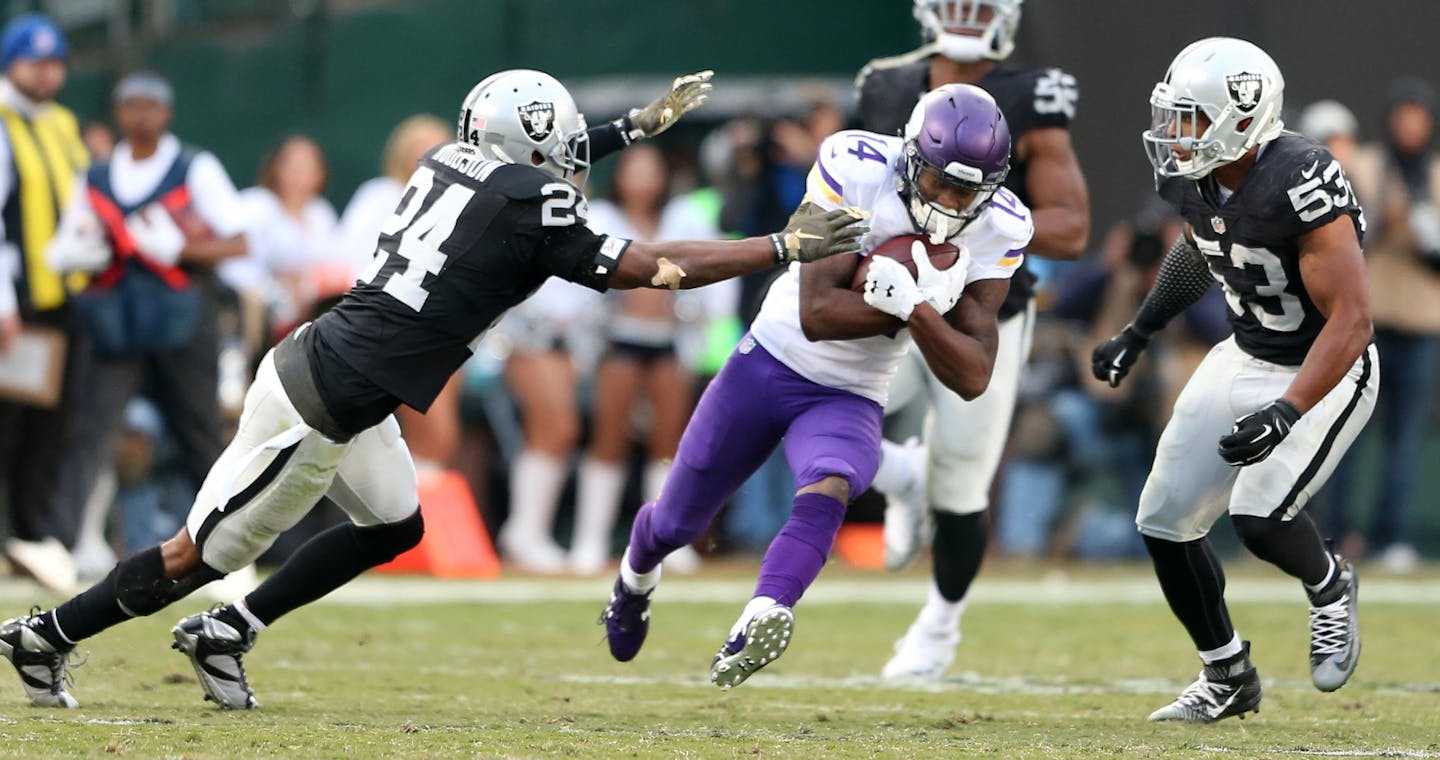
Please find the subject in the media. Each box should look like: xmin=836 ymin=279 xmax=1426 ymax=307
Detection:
xmin=855 ymin=56 xmax=1078 ymax=317
xmin=307 ymin=142 xmax=627 ymax=429
xmin=1158 ymin=132 xmax=1366 ymax=366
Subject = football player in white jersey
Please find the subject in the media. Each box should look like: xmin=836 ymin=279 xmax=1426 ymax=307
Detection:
xmin=856 ymin=0 xmax=1090 ymax=683
xmin=601 ymin=84 xmax=1034 ymax=690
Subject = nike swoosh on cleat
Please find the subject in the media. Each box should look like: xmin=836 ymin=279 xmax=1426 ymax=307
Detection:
xmin=1207 ymin=690 xmax=1242 ymax=720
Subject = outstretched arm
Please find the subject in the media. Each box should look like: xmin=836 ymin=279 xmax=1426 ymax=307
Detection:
xmin=606 ymin=206 xmax=867 ymax=291
xmin=588 ymin=71 xmax=714 ymax=163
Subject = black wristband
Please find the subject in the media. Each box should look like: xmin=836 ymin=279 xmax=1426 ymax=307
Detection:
xmin=768 ymin=233 xmax=788 ymax=264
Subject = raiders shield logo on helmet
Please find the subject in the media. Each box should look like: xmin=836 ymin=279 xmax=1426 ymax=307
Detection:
xmin=517 ymin=101 xmax=556 ymax=142
xmin=1225 ymin=72 xmax=1263 ymax=113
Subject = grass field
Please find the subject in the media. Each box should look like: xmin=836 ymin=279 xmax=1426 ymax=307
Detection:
xmin=1 ymin=561 xmax=1437 ymax=758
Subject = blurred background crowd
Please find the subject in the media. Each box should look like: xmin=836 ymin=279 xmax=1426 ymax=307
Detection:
xmin=0 ymin=0 xmax=1437 ymax=594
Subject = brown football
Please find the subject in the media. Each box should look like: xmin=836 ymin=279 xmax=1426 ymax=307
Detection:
xmin=851 ymin=234 xmax=962 ymax=291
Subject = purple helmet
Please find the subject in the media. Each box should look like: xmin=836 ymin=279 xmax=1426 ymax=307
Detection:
xmin=900 ymin=83 xmax=1011 ymax=242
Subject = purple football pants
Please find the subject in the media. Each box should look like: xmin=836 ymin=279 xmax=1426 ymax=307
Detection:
xmin=627 ymin=337 xmax=883 ymax=606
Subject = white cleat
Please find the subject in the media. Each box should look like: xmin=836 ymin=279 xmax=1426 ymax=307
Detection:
xmin=1308 ymin=556 xmax=1360 ymax=692
xmin=881 ymin=620 xmax=959 ymax=681
xmin=0 ymin=611 xmax=80 ymax=708
xmin=710 ymin=605 xmax=794 ymax=690
xmin=879 ymin=438 xmax=928 ymax=572
xmin=172 ymin=608 xmax=259 ymax=709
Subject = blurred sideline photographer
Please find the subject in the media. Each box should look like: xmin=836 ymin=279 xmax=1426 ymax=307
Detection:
xmin=1324 ymin=79 xmax=1440 ymax=570
xmin=0 ymin=13 xmax=88 ymax=592
xmin=46 ymin=71 xmax=251 ymax=592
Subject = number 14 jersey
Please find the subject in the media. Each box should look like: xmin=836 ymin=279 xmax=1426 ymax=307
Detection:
xmin=1158 ymin=132 xmax=1366 ymax=366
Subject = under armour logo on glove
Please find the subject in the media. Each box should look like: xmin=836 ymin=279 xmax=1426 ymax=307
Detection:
xmin=1218 ymin=399 xmax=1302 ymax=466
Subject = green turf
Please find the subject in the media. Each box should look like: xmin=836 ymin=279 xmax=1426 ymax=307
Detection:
xmin=1 ymin=566 xmax=1437 ymax=758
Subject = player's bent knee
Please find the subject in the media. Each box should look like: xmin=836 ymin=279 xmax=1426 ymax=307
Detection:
xmin=1231 ymin=514 xmax=1286 ymax=552
xmin=797 ymin=475 xmax=851 ymax=504
xmin=114 ymin=546 xmax=223 ymax=617
xmin=354 ymin=508 xmax=425 ymax=564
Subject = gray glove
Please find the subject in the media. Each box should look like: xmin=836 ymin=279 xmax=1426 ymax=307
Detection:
xmin=628 ymin=70 xmax=714 ymax=138
xmin=769 ymin=206 xmax=869 ymax=264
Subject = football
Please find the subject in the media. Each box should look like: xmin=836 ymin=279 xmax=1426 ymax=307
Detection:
xmin=851 ymin=234 xmax=962 ymax=291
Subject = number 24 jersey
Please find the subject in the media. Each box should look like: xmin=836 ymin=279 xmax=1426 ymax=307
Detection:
xmin=310 ymin=142 xmax=627 ymax=429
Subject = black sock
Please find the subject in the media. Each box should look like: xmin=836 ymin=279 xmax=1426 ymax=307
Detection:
xmin=45 ymin=547 xmax=166 ymax=647
xmin=1143 ymin=534 xmax=1235 ymax=652
xmin=1231 ymin=513 xmax=1332 ymax=587
xmin=931 ymin=511 xmax=989 ymax=602
xmin=244 ymin=510 xmax=423 ymax=626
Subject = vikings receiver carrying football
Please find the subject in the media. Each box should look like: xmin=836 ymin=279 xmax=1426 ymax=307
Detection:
xmin=0 ymin=68 xmax=868 ymax=711
xmin=1093 ymin=38 xmax=1373 ymax=723
xmin=601 ymin=84 xmax=1032 ymax=690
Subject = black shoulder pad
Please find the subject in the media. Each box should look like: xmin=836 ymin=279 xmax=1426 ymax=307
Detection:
xmin=485 ymin=163 xmax=566 ymax=200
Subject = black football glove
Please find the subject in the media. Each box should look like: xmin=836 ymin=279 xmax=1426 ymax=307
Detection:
xmin=1090 ymin=325 xmax=1150 ymax=388
xmin=1218 ymin=399 xmax=1302 ymax=467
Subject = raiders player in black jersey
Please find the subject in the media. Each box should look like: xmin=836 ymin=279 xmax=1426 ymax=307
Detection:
xmin=855 ymin=0 xmax=1090 ymax=681
xmin=1092 ymin=38 xmax=1373 ymax=723
xmin=0 ymin=69 xmax=867 ymax=711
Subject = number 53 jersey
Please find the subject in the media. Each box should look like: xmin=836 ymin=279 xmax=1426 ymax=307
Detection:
xmin=1159 ymin=132 xmax=1366 ymax=366
xmin=308 ymin=142 xmax=627 ymax=431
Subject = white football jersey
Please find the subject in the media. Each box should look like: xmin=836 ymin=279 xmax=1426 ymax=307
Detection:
xmin=751 ymin=130 xmax=1033 ymax=405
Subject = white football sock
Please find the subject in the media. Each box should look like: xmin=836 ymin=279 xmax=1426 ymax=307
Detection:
xmin=620 ymin=547 xmax=662 ymax=593
xmin=1199 ymin=632 xmax=1244 ymax=664
xmin=916 ymin=579 xmax=966 ymax=634
xmin=231 ymin=598 xmax=267 ymax=633
xmin=1305 ymin=554 xmax=1338 ymax=594
xmin=729 ymin=595 xmax=780 ymax=640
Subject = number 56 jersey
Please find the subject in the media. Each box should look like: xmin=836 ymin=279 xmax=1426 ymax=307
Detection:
xmin=1159 ymin=132 xmax=1366 ymax=366
xmin=308 ymin=142 xmax=627 ymax=432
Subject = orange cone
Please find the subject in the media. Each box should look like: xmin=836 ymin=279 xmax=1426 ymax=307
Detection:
xmin=376 ymin=469 xmax=501 ymax=578
xmin=832 ymin=523 xmax=886 ymax=570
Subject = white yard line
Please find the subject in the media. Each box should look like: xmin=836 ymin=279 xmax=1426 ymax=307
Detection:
xmin=2 ymin=574 xmax=1437 ymax=606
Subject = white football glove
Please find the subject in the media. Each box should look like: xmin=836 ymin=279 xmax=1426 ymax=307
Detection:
xmin=124 ymin=203 xmax=185 ymax=267
xmin=911 ymin=240 xmax=970 ymax=315
xmin=863 ymin=255 xmax=924 ymax=321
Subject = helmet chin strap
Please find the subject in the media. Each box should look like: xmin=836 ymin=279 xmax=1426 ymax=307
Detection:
xmin=929 ymin=215 xmax=952 ymax=245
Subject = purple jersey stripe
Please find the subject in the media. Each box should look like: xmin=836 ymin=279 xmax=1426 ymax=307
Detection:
xmin=816 ymin=157 xmax=844 ymax=200
xmin=1002 ymin=247 xmax=1024 ymax=258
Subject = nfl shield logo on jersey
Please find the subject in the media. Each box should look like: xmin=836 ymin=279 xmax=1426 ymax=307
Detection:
xmin=1225 ymin=72 xmax=1263 ymax=113
xmin=517 ymin=101 xmax=556 ymax=142
xmin=1211 ymin=216 xmax=1226 ymax=234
